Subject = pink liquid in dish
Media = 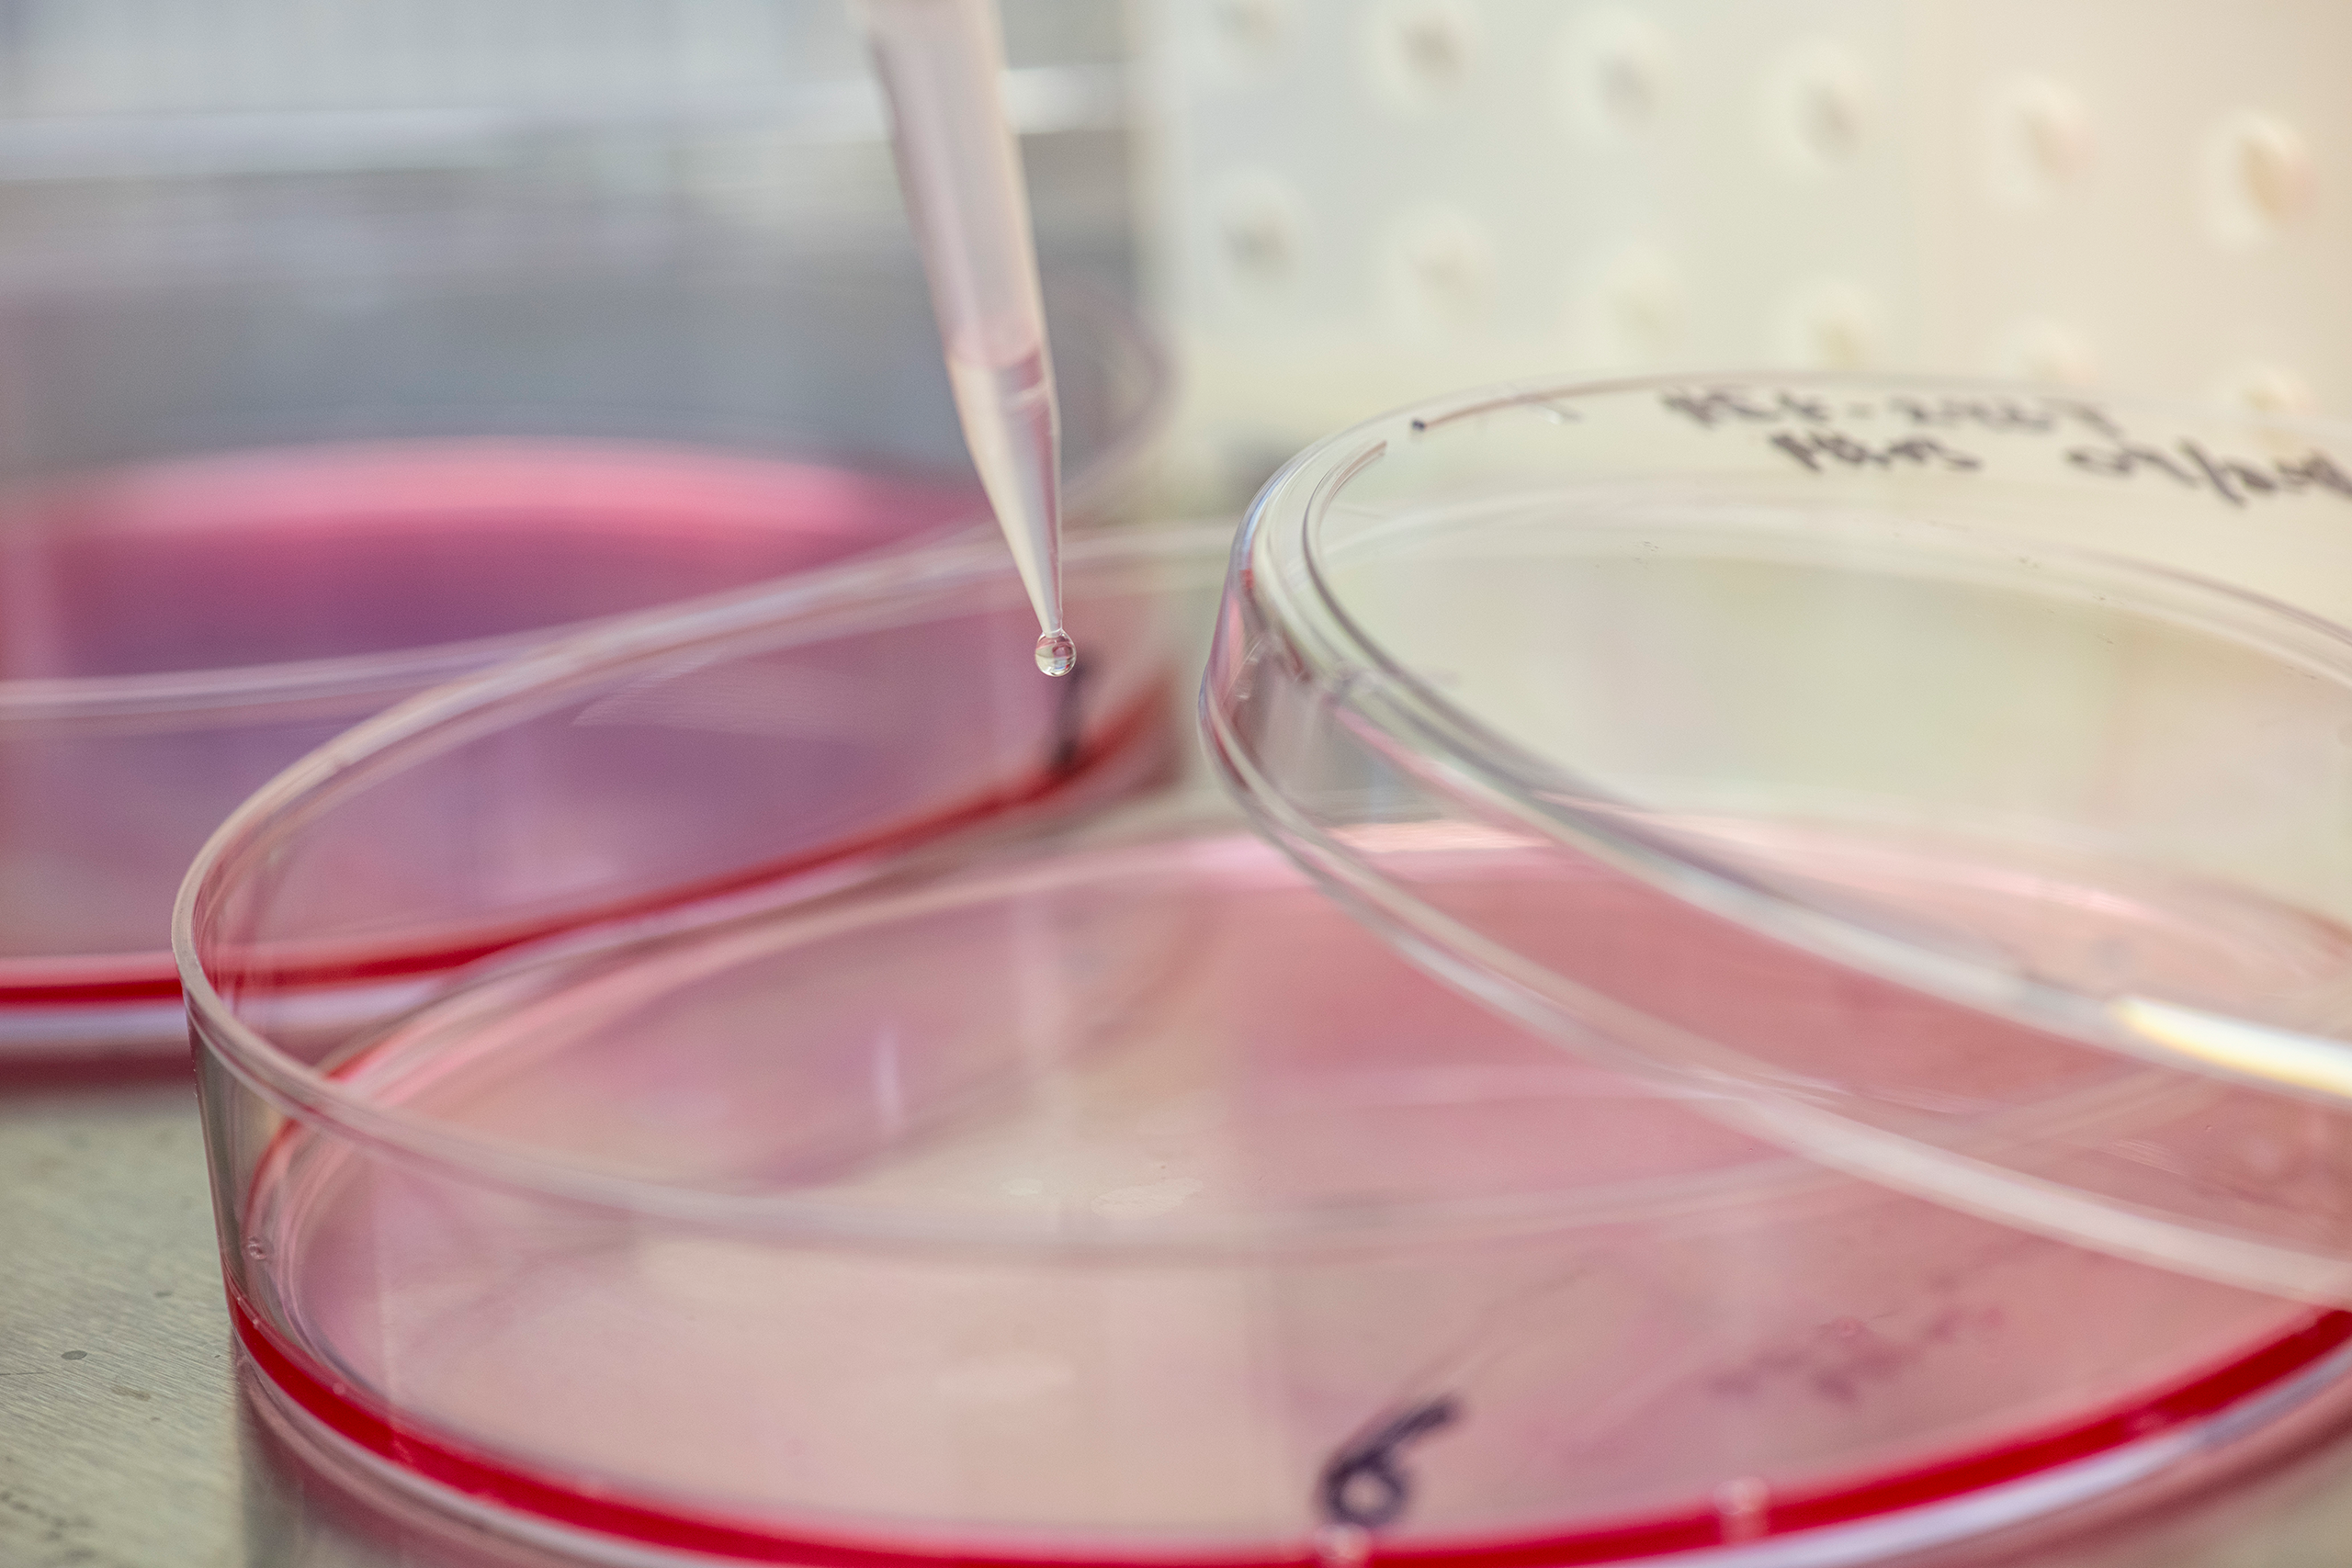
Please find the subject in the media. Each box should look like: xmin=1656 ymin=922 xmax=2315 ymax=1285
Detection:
xmin=234 ymin=827 xmax=2352 ymax=1567
xmin=0 ymin=441 xmax=982 ymax=1052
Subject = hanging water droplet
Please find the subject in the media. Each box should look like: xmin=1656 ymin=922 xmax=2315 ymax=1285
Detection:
xmin=1035 ymin=629 xmax=1077 ymax=678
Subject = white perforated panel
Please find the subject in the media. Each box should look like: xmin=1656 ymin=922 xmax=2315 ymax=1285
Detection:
xmin=1136 ymin=0 xmax=2348 ymax=495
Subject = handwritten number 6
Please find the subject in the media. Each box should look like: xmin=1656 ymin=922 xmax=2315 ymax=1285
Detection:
xmin=1317 ymin=1396 xmax=1461 ymax=1530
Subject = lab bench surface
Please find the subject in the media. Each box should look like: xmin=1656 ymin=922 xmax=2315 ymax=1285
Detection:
xmin=2 ymin=1064 xmax=583 ymax=1568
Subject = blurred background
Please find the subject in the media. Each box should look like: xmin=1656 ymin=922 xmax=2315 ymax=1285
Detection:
xmin=0 ymin=0 xmax=2334 ymax=511
xmin=0 ymin=0 xmax=1134 ymax=487
xmin=1140 ymin=0 xmax=2344 ymax=498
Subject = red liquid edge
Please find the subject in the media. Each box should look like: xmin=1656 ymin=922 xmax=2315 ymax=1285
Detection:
xmin=227 ymin=1273 xmax=2352 ymax=1566
xmin=5 ymin=682 xmax=1168 ymax=1009
xmin=180 ymin=634 xmax=2352 ymax=1561
xmin=0 ymin=438 xmax=989 ymax=1010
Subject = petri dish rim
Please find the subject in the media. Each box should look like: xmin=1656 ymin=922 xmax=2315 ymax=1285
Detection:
xmin=181 ymin=525 xmax=1868 ymax=1258
xmin=1209 ymin=370 xmax=2352 ymax=1303
xmin=192 ymin=526 xmax=2352 ymax=1568
xmin=164 ymin=524 xmax=1703 ymax=1258
xmin=190 ymin=526 xmax=2352 ymax=1568
xmin=1274 ymin=451 xmax=2352 ymax=1043
xmin=1226 ymin=376 xmax=2352 ymax=1052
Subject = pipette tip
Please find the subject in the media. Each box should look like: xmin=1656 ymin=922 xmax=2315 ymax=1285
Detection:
xmin=1035 ymin=628 xmax=1077 ymax=678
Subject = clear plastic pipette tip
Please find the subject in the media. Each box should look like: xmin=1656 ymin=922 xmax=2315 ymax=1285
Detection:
xmin=1035 ymin=628 xmax=1077 ymax=677
xmin=946 ymin=350 xmax=1069 ymax=676
xmin=862 ymin=0 xmax=1067 ymax=676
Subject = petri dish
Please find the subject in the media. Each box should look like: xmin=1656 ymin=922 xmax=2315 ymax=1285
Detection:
xmin=187 ymin=525 xmax=2352 ymax=1566
xmin=0 ymin=255 xmax=1165 ymax=1063
xmin=1206 ymin=373 xmax=2352 ymax=1307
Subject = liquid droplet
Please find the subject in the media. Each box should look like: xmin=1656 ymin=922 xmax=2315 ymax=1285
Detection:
xmin=243 ymin=1239 xmax=267 ymax=1261
xmin=1035 ymin=629 xmax=1077 ymax=678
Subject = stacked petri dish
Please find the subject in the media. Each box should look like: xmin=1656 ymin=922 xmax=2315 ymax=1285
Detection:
xmin=186 ymin=379 xmax=2352 ymax=1566
xmin=0 ymin=211 xmax=1163 ymax=1063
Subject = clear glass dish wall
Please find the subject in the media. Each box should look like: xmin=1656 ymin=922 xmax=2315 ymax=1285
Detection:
xmin=185 ymin=526 xmax=2352 ymax=1568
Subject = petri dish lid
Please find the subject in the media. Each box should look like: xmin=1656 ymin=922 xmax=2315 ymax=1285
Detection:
xmin=1206 ymin=373 xmax=2352 ymax=1303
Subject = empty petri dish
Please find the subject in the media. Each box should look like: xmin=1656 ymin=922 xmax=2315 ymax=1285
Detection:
xmin=187 ymin=525 xmax=2352 ymax=1566
xmin=0 ymin=260 xmax=1165 ymax=1063
xmin=1208 ymin=373 xmax=2352 ymax=1307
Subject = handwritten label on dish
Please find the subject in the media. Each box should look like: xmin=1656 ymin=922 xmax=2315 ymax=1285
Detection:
xmin=1657 ymin=385 xmax=2352 ymax=511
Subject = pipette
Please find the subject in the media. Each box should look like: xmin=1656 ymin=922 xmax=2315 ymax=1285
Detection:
xmin=860 ymin=0 xmax=1074 ymax=677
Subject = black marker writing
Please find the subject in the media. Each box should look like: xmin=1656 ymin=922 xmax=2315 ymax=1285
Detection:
xmin=1883 ymin=394 xmax=2121 ymax=440
xmin=1662 ymin=386 xmax=2120 ymax=442
xmin=1651 ymin=384 xmax=2352 ymax=515
xmin=1662 ymin=387 xmax=1834 ymax=429
xmin=1317 ymin=1396 xmax=1461 ymax=1530
xmin=1769 ymin=430 xmax=1984 ymax=474
xmin=2066 ymin=439 xmax=2352 ymax=509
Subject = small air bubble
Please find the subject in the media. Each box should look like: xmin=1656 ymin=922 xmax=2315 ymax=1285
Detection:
xmin=243 ymin=1239 xmax=267 ymax=1261
xmin=1312 ymin=1524 xmax=1373 ymax=1568
xmin=1713 ymin=1475 xmax=1771 ymax=1541
xmin=1035 ymin=630 xmax=1078 ymax=678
